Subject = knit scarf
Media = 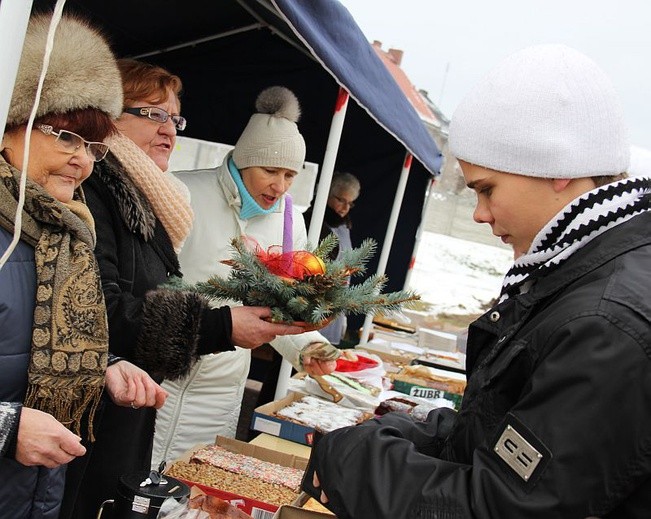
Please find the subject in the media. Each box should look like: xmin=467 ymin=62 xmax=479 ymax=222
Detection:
xmin=0 ymin=158 xmax=108 ymax=440
xmin=227 ymin=157 xmax=280 ymax=219
xmin=105 ymin=132 xmax=194 ymax=252
xmin=500 ymin=176 xmax=651 ymax=301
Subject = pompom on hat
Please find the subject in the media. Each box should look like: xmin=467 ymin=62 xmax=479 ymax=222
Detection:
xmin=449 ymin=44 xmax=630 ymax=178
xmin=7 ymin=13 xmax=123 ymax=127
xmin=232 ymin=86 xmax=306 ymax=173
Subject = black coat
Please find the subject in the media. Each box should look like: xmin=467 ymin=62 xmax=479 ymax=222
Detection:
xmin=303 ymin=204 xmax=351 ymax=259
xmin=61 ymin=153 xmax=233 ymax=519
xmin=307 ymin=211 xmax=651 ymax=519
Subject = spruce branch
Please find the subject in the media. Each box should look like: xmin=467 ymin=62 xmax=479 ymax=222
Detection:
xmin=312 ymin=232 xmax=338 ymax=259
xmin=171 ymin=235 xmax=420 ymax=325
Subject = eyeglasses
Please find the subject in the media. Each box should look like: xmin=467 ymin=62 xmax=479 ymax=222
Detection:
xmin=123 ymin=106 xmax=187 ymax=131
xmin=37 ymin=125 xmax=109 ymax=162
xmin=332 ymin=195 xmax=355 ymax=209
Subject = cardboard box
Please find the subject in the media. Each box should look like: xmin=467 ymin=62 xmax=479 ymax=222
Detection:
xmin=252 ymin=392 xmax=318 ymax=446
xmin=168 ymin=436 xmax=308 ymax=518
xmin=276 ymin=491 xmax=336 ymax=518
xmin=369 ymin=327 xmax=420 ymax=348
xmin=413 ymin=350 xmax=466 ymax=375
xmin=391 ymin=364 xmax=466 ymax=410
xmin=418 ymin=328 xmax=458 ymax=352
xmin=250 ymin=432 xmax=312 ymax=459
xmin=356 ymin=340 xmax=420 ymax=369
xmin=274 ymin=505 xmax=336 ymax=518
xmin=391 ymin=380 xmax=463 ymax=410
xmin=252 ymin=392 xmax=371 ymax=447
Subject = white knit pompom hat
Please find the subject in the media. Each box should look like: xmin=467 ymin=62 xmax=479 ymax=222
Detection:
xmin=449 ymin=44 xmax=630 ymax=178
xmin=232 ymin=86 xmax=306 ymax=173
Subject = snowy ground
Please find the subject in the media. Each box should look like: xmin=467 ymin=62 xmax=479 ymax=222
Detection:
xmin=406 ymin=232 xmax=513 ymax=316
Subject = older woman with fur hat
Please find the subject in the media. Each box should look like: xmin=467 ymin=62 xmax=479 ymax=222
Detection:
xmin=60 ymin=65 xmax=310 ymax=517
xmin=305 ymin=45 xmax=651 ymax=519
xmin=153 ymin=86 xmax=339 ymax=466
xmin=0 ymin=13 xmax=167 ymax=519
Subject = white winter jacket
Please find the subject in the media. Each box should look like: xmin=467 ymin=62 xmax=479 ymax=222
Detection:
xmin=152 ymin=156 xmax=327 ymax=466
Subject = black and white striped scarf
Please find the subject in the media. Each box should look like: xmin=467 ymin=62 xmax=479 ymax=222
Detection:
xmin=500 ymin=176 xmax=651 ymax=301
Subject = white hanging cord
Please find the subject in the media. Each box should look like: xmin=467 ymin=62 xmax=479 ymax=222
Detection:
xmin=0 ymin=0 xmax=67 ymax=270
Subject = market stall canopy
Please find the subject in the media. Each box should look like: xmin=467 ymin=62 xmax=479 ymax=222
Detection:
xmin=30 ymin=0 xmax=442 ymax=292
xmin=269 ymin=0 xmax=441 ymax=175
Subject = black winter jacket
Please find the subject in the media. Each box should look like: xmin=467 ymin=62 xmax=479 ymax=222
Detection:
xmin=307 ymin=211 xmax=651 ymax=519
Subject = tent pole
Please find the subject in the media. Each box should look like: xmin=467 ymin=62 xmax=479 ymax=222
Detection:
xmin=403 ymin=176 xmax=436 ymax=289
xmin=306 ymin=87 xmax=350 ymax=245
xmin=0 ymin=0 xmax=33 ymax=139
xmin=359 ymin=152 xmax=413 ymax=344
xmin=274 ymin=86 xmax=350 ymax=400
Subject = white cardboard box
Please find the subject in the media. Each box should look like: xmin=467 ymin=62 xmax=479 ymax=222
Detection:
xmin=418 ymin=328 xmax=458 ymax=352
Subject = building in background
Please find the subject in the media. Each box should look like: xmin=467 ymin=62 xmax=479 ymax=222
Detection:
xmin=371 ymin=41 xmax=502 ymax=248
xmin=371 ymin=41 xmax=462 ymax=194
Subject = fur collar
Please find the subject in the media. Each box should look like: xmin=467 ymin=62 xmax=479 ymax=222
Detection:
xmin=93 ymin=152 xmax=157 ymax=241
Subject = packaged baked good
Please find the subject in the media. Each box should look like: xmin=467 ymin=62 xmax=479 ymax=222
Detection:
xmin=166 ymin=444 xmax=305 ymax=507
xmin=275 ymin=395 xmax=371 ymax=433
xmin=187 ymin=494 xmax=254 ymax=518
xmin=375 ymin=394 xmax=448 ymax=421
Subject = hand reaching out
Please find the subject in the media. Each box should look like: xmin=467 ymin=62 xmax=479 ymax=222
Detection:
xmin=105 ymin=360 xmax=168 ymax=409
xmin=300 ymin=341 xmax=340 ymax=375
xmin=302 ymin=357 xmax=338 ymax=376
xmin=230 ymin=306 xmax=304 ymax=349
xmin=16 ymin=407 xmax=86 ymax=468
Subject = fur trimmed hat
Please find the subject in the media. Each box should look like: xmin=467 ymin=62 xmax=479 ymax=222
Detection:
xmin=7 ymin=13 xmax=123 ymax=127
xmin=232 ymin=86 xmax=306 ymax=173
xmin=449 ymin=44 xmax=630 ymax=178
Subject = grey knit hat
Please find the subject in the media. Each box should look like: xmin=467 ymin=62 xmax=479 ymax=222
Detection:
xmin=232 ymin=86 xmax=306 ymax=172
xmin=449 ymin=44 xmax=629 ymax=178
xmin=7 ymin=13 xmax=123 ymax=127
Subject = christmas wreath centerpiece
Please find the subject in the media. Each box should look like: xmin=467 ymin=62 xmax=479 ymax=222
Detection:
xmin=188 ymin=233 xmax=420 ymax=329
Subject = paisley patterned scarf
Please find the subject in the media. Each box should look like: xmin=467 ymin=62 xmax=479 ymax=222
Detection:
xmin=0 ymin=157 xmax=108 ymax=440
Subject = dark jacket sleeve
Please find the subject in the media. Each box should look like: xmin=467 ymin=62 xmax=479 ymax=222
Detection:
xmin=83 ymin=177 xmax=234 ymax=382
xmin=307 ymin=315 xmax=651 ymax=519
xmin=136 ymin=290 xmax=234 ymax=380
xmin=0 ymin=402 xmax=22 ymax=459
xmin=305 ymin=409 xmax=469 ymax=519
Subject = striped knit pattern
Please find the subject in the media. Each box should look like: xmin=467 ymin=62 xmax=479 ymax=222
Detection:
xmin=106 ymin=132 xmax=194 ymax=252
xmin=0 ymin=403 xmax=19 ymax=457
xmin=500 ymin=177 xmax=651 ymax=301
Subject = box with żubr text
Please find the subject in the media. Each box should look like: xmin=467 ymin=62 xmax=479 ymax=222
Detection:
xmin=391 ymin=364 xmax=466 ymax=410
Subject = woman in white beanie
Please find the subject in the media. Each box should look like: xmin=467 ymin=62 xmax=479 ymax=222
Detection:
xmin=60 ymin=64 xmax=311 ymax=518
xmin=0 ymin=13 xmax=168 ymax=519
xmin=153 ymin=86 xmax=339 ymax=466
xmin=305 ymin=44 xmax=651 ymax=518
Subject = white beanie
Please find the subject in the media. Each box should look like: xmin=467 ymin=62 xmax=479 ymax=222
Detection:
xmin=449 ymin=44 xmax=630 ymax=178
xmin=232 ymin=86 xmax=306 ymax=173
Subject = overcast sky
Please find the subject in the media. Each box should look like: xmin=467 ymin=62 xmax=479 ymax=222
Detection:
xmin=339 ymin=0 xmax=651 ymax=148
